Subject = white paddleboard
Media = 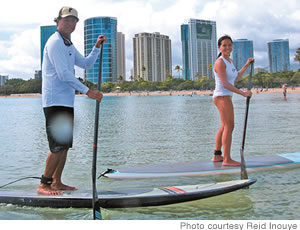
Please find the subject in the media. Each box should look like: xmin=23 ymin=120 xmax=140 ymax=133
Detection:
xmin=104 ymin=152 xmax=300 ymax=179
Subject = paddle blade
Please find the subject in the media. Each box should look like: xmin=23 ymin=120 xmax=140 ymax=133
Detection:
xmin=240 ymin=149 xmax=249 ymax=180
xmin=93 ymin=201 xmax=102 ymax=220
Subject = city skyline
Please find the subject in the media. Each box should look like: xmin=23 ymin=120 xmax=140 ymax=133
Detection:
xmin=0 ymin=0 xmax=300 ymax=80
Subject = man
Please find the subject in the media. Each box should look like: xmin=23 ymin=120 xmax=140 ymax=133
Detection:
xmin=282 ymin=83 xmax=287 ymax=100
xmin=38 ymin=6 xmax=107 ymax=195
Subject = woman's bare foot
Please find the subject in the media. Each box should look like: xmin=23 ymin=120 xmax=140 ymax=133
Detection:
xmin=51 ymin=182 xmax=77 ymax=191
xmin=37 ymin=184 xmax=62 ymax=195
xmin=212 ymin=155 xmax=223 ymax=162
xmin=222 ymin=159 xmax=241 ymax=166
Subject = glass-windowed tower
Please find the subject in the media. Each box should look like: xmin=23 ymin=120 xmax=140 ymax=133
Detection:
xmin=232 ymin=39 xmax=254 ymax=76
xmin=267 ymin=39 xmax=290 ymax=73
xmin=0 ymin=75 xmax=9 ymax=86
xmin=40 ymin=25 xmax=57 ymax=68
xmin=84 ymin=17 xmax=117 ymax=83
xmin=181 ymin=24 xmax=190 ymax=80
xmin=181 ymin=19 xmax=217 ymax=80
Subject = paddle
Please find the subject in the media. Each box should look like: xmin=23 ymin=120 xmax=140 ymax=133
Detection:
xmin=240 ymin=61 xmax=254 ymax=180
xmin=92 ymin=41 xmax=104 ymax=220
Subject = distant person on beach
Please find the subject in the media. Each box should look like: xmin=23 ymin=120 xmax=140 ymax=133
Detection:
xmin=38 ymin=6 xmax=106 ymax=195
xmin=282 ymin=83 xmax=287 ymax=100
xmin=212 ymin=35 xmax=254 ymax=166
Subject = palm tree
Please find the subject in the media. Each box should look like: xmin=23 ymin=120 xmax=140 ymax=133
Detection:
xmin=136 ymin=75 xmax=142 ymax=82
xmin=294 ymin=48 xmax=300 ymax=67
xmin=165 ymin=70 xmax=173 ymax=79
xmin=141 ymin=66 xmax=146 ymax=80
xmin=174 ymin=65 xmax=181 ymax=78
xmin=194 ymin=72 xmax=201 ymax=81
xmin=117 ymin=75 xmax=124 ymax=84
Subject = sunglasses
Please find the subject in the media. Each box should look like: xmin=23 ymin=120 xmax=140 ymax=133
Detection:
xmin=58 ymin=32 xmax=73 ymax=47
xmin=62 ymin=37 xmax=73 ymax=47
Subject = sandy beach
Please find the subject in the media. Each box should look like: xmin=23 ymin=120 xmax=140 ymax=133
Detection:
xmin=104 ymin=87 xmax=300 ymax=97
xmin=1 ymin=87 xmax=300 ymax=98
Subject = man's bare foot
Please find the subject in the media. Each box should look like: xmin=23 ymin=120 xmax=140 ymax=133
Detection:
xmin=222 ymin=159 xmax=241 ymax=166
xmin=37 ymin=184 xmax=62 ymax=195
xmin=51 ymin=182 xmax=77 ymax=191
xmin=212 ymin=155 xmax=223 ymax=162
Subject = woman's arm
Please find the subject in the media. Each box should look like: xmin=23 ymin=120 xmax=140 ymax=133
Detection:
xmin=215 ymin=59 xmax=251 ymax=97
xmin=235 ymin=58 xmax=254 ymax=82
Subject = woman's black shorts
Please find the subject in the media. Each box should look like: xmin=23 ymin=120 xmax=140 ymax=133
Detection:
xmin=43 ymin=106 xmax=74 ymax=153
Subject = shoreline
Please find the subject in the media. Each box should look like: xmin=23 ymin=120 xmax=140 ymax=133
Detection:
xmin=0 ymin=87 xmax=300 ymax=98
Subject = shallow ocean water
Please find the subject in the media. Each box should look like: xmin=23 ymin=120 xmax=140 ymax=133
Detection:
xmin=0 ymin=92 xmax=299 ymax=220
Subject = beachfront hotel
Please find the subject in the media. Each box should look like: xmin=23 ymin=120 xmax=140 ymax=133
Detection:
xmin=181 ymin=19 xmax=217 ymax=80
xmin=232 ymin=39 xmax=254 ymax=76
xmin=133 ymin=32 xmax=172 ymax=82
xmin=84 ymin=17 xmax=118 ymax=83
xmin=267 ymin=39 xmax=290 ymax=73
xmin=40 ymin=25 xmax=57 ymax=68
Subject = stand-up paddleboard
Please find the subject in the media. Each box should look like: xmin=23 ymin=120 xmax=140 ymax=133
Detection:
xmin=0 ymin=179 xmax=255 ymax=208
xmin=104 ymin=152 xmax=300 ymax=179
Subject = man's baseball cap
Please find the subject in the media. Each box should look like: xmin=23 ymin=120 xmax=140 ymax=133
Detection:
xmin=55 ymin=6 xmax=79 ymax=22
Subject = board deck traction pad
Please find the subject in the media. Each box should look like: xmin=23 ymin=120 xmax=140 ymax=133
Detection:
xmin=0 ymin=179 xmax=256 ymax=209
xmin=104 ymin=152 xmax=300 ymax=179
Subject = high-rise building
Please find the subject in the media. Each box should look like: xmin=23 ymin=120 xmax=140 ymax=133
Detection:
xmin=34 ymin=70 xmax=42 ymax=80
xmin=181 ymin=19 xmax=217 ymax=80
xmin=117 ymin=32 xmax=126 ymax=80
xmin=133 ymin=32 xmax=172 ymax=82
xmin=232 ymin=39 xmax=254 ymax=76
xmin=0 ymin=75 xmax=9 ymax=86
xmin=40 ymin=25 xmax=57 ymax=68
xmin=181 ymin=24 xmax=190 ymax=80
xmin=267 ymin=39 xmax=290 ymax=73
xmin=84 ymin=17 xmax=117 ymax=83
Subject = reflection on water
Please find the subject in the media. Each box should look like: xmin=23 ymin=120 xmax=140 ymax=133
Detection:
xmin=0 ymin=93 xmax=300 ymax=219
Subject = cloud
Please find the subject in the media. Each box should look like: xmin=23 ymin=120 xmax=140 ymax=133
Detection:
xmin=0 ymin=0 xmax=300 ymax=79
xmin=0 ymin=28 xmax=40 ymax=78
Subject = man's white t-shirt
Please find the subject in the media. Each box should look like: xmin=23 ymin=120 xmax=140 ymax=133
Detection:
xmin=42 ymin=32 xmax=100 ymax=108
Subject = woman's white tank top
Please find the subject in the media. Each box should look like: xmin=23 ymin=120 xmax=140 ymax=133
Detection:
xmin=213 ymin=56 xmax=238 ymax=98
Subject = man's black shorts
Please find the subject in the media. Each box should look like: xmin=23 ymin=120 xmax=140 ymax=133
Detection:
xmin=43 ymin=106 xmax=74 ymax=153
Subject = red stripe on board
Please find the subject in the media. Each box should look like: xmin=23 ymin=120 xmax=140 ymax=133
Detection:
xmin=163 ymin=186 xmax=186 ymax=194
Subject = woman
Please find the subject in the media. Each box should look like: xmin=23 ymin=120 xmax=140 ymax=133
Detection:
xmin=212 ymin=35 xmax=254 ymax=166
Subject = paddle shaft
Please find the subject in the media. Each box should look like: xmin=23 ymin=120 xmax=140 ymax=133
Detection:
xmin=240 ymin=62 xmax=254 ymax=180
xmin=92 ymin=42 xmax=104 ymax=220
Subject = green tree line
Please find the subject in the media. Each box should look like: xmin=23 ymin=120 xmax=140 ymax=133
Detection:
xmin=0 ymin=78 xmax=42 ymax=95
xmin=1 ymin=70 xmax=300 ymax=96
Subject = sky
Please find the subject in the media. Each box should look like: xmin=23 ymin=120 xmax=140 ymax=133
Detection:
xmin=0 ymin=0 xmax=300 ymax=80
